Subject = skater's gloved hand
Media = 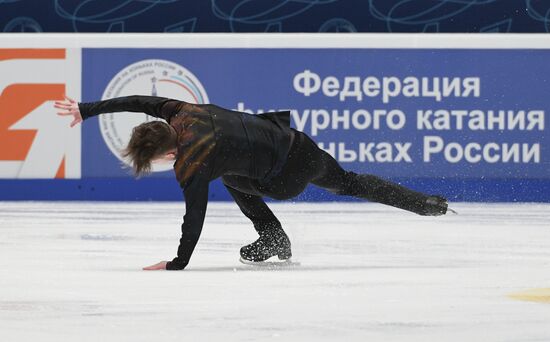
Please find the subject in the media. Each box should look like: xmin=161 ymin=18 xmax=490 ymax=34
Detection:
xmin=54 ymin=95 xmax=82 ymax=127
xmin=142 ymin=261 xmax=169 ymax=271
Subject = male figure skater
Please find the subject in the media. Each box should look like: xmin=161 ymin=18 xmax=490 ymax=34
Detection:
xmin=55 ymin=95 xmax=449 ymax=271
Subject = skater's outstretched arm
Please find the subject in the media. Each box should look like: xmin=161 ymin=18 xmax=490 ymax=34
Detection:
xmin=166 ymin=176 xmax=210 ymax=270
xmin=142 ymin=176 xmax=210 ymax=271
xmin=55 ymin=95 xmax=181 ymax=125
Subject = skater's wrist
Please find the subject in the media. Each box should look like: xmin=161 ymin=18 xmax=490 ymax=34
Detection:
xmin=165 ymin=258 xmax=188 ymax=270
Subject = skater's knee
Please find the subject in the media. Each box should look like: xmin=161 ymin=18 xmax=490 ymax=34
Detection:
xmin=324 ymin=171 xmax=359 ymax=196
xmin=221 ymin=175 xmax=238 ymax=186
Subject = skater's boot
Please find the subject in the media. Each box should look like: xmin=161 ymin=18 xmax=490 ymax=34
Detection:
xmin=420 ymin=195 xmax=448 ymax=216
xmin=240 ymin=221 xmax=292 ymax=262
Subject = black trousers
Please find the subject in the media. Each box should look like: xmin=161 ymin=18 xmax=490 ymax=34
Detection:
xmin=222 ymin=130 xmax=432 ymax=235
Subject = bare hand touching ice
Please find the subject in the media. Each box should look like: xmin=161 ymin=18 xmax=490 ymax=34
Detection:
xmin=143 ymin=261 xmax=168 ymax=270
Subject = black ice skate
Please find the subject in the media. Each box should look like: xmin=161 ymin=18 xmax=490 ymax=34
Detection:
xmin=422 ymin=195 xmax=449 ymax=216
xmin=240 ymin=227 xmax=292 ymax=262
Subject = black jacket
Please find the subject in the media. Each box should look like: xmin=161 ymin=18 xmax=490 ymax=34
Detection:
xmin=79 ymin=95 xmax=291 ymax=270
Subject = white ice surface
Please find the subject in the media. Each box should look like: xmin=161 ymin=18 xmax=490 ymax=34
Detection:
xmin=0 ymin=201 xmax=549 ymax=342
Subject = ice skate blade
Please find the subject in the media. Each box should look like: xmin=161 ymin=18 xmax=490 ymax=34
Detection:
xmin=239 ymin=257 xmax=300 ymax=267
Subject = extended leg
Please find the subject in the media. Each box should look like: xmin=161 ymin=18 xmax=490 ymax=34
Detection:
xmin=293 ymin=132 xmax=448 ymax=215
xmin=223 ymin=181 xmax=292 ymax=261
xmin=314 ymin=169 xmax=447 ymax=215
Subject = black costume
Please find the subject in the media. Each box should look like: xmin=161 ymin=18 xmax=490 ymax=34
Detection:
xmin=79 ymin=96 xmax=447 ymax=270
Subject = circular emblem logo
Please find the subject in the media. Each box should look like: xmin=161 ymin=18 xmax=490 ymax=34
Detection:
xmin=99 ymin=59 xmax=209 ymax=172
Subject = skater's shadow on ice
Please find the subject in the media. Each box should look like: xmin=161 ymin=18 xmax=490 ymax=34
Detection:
xmin=185 ymin=264 xmax=455 ymax=273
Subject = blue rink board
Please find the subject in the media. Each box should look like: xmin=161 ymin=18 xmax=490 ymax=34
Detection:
xmin=82 ymin=48 xmax=549 ymax=180
xmin=1 ymin=178 xmax=549 ymax=202
xmin=2 ymin=47 xmax=549 ymax=202
xmin=80 ymin=48 xmax=549 ymax=202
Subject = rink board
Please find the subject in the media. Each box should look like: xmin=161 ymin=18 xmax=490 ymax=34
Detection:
xmin=0 ymin=34 xmax=549 ymax=201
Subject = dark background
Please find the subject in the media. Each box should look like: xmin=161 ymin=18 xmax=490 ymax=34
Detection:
xmin=1 ymin=0 xmax=549 ymax=33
